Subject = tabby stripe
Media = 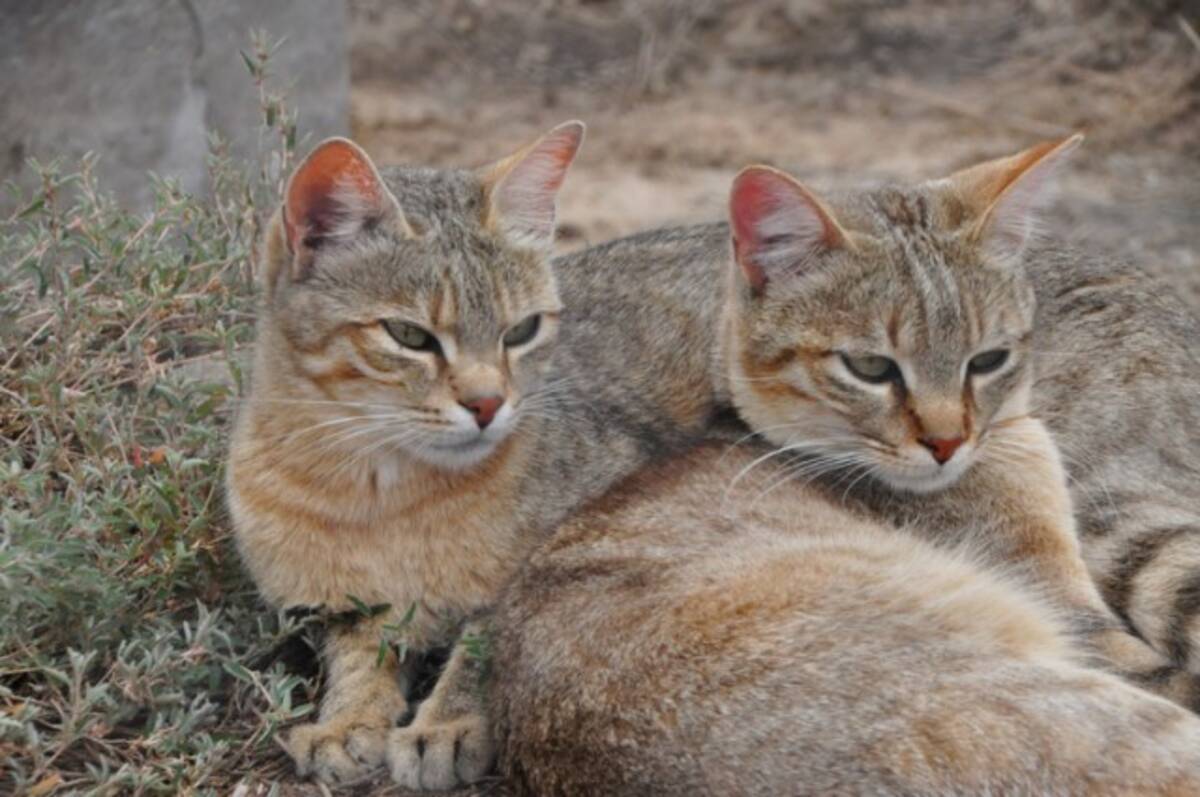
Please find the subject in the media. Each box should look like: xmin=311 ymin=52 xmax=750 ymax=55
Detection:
xmin=1124 ymin=665 xmax=1200 ymax=713
xmin=1101 ymin=525 xmax=1193 ymax=624
xmin=1125 ymin=664 xmax=1180 ymax=687
xmin=1166 ymin=571 xmax=1200 ymax=667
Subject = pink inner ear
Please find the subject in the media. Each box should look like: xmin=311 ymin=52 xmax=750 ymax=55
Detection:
xmin=729 ymin=168 xmax=836 ymax=293
xmin=729 ymin=172 xmax=780 ymax=291
xmin=285 ymin=141 xmax=383 ymax=251
xmin=730 ymin=172 xmax=779 ymax=249
xmin=489 ymin=122 xmax=584 ymax=247
xmin=525 ymin=127 xmax=581 ymax=193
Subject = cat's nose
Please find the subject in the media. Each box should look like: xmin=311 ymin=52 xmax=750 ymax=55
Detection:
xmin=461 ymin=395 xmax=503 ymax=429
xmin=919 ymin=436 xmax=964 ymax=465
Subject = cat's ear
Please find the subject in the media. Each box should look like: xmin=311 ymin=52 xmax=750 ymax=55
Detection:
xmin=277 ymin=137 xmax=411 ymax=283
xmin=481 ymin=121 xmax=585 ymax=250
xmin=948 ymin=133 xmax=1083 ymax=260
xmin=729 ymin=166 xmax=850 ymax=295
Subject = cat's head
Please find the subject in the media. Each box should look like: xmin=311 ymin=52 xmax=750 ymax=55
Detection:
xmin=259 ymin=122 xmax=584 ymax=470
xmin=725 ymin=135 xmax=1081 ymax=493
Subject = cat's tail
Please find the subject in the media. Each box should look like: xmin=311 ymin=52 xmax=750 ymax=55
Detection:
xmin=1092 ymin=511 xmax=1200 ymax=690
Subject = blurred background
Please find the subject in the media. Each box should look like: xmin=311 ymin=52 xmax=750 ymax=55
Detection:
xmin=4 ymin=1 xmax=1198 ymax=300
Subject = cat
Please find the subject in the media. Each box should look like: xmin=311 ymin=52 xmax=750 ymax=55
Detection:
xmin=488 ymin=139 xmax=1200 ymax=792
xmin=545 ymin=134 xmax=1200 ymax=695
xmin=492 ymin=436 xmax=1200 ymax=796
xmin=716 ymin=140 xmax=1200 ymax=692
xmin=225 ymin=124 xmax=725 ymax=788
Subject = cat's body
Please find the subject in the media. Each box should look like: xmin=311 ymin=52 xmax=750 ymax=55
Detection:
xmin=1022 ymin=247 xmax=1200 ymax=672
xmin=493 ymin=438 xmax=1200 ymax=797
xmin=548 ymin=149 xmax=1200 ymax=680
xmin=227 ymin=129 xmax=724 ymax=787
xmin=490 ymin=140 xmax=1200 ymax=791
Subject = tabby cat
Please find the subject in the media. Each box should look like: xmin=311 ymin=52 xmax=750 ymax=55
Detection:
xmin=226 ymin=124 xmax=724 ymax=788
xmin=546 ymin=133 xmax=1200 ymax=691
xmin=490 ymin=139 xmax=1200 ymax=792
xmin=493 ymin=440 xmax=1200 ymax=796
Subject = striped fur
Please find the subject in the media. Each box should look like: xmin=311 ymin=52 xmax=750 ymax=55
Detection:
xmin=490 ymin=139 xmax=1200 ymax=790
xmin=226 ymin=129 xmax=727 ymax=786
xmin=493 ymin=439 xmax=1200 ymax=796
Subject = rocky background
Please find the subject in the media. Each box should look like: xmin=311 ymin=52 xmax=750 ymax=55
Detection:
xmin=1 ymin=0 xmax=349 ymax=209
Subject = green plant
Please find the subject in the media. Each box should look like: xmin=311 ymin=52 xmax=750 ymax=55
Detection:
xmin=0 ymin=33 xmax=324 ymax=795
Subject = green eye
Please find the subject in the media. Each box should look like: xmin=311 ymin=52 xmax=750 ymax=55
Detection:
xmin=968 ymin=349 xmax=1009 ymax=375
xmin=384 ymin=320 xmax=439 ymax=352
xmin=840 ymin=353 xmax=901 ymax=385
xmin=502 ymin=314 xmax=541 ymax=348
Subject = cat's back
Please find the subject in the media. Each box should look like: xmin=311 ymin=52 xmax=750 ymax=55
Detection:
xmin=492 ymin=442 xmax=1200 ymax=796
xmin=1025 ymin=242 xmax=1200 ymax=521
xmin=507 ymin=224 xmax=735 ymax=521
xmin=551 ymin=223 xmax=729 ymax=430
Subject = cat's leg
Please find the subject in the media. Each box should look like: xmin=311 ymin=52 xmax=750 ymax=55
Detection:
xmin=386 ymin=618 xmax=495 ymax=790
xmin=286 ymin=613 xmax=413 ymax=783
xmin=947 ymin=417 xmax=1200 ymax=708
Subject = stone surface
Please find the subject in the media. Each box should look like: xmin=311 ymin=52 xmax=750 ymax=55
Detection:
xmin=0 ymin=0 xmax=349 ymax=211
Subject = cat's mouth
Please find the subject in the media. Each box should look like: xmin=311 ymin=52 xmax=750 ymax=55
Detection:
xmin=419 ymin=434 xmax=502 ymax=470
xmin=418 ymin=413 xmax=519 ymax=470
xmin=873 ymin=450 xmax=974 ymax=494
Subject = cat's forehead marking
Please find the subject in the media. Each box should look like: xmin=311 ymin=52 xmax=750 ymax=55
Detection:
xmin=871 ymin=189 xmax=931 ymax=232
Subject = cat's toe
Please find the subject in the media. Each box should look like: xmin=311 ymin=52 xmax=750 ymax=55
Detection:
xmin=345 ymin=723 xmax=389 ymax=767
xmin=286 ymin=719 xmax=388 ymax=783
xmin=387 ymin=716 xmax=494 ymax=790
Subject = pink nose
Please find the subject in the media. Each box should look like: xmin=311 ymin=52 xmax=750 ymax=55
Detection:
xmin=920 ymin=437 xmax=964 ymax=465
xmin=461 ymin=396 xmax=503 ymax=429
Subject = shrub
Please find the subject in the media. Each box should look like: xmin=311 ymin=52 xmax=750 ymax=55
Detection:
xmin=1 ymin=34 xmax=322 ymax=795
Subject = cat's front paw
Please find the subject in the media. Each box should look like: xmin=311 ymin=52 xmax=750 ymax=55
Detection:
xmin=386 ymin=713 xmax=494 ymax=790
xmin=285 ymin=714 xmax=393 ymax=784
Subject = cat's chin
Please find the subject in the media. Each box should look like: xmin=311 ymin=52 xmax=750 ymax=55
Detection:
xmin=414 ymin=437 xmax=504 ymax=471
xmin=876 ymin=460 xmax=971 ymax=494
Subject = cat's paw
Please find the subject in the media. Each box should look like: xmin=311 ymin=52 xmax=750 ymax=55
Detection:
xmin=285 ymin=715 xmax=392 ymax=784
xmin=386 ymin=713 xmax=494 ymax=790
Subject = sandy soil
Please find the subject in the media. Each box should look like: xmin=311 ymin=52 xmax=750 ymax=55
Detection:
xmin=348 ymin=0 xmax=1200 ymax=307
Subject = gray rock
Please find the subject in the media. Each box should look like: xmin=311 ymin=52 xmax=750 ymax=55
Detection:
xmin=0 ymin=0 xmax=348 ymax=211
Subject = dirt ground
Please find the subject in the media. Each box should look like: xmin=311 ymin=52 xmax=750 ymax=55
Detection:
xmin=349 ymin=0 xmax=1200 ymax=310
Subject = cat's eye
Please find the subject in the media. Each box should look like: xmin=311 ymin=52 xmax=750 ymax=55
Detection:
xmin=840 ymin=353 xmax=901 ymax=385
xmin=383 ymin=320 xmax=439 ymax=353
xmin=968 ymin=349 xmax=1009 ymax=375
xmin=502 ymin=314 xmax=541 ymax=348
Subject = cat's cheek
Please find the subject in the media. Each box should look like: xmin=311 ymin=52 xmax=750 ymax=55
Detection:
xmin=507 ymin=346 xmax=555 ymax=387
